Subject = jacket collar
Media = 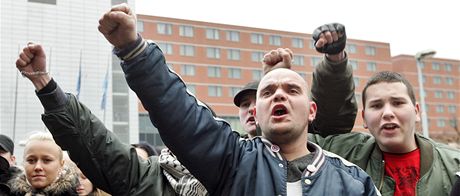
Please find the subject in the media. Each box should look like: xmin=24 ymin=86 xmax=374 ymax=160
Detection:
xmin=370 ymin=134 xmax=434 ymax=181
xmin=261 ymin=138 xmax=326 ymax=177
xmin=414 ymin=134 xmax=434 ymax=176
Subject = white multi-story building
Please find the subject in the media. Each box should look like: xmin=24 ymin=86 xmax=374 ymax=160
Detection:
xmin=0 ymin=0 xmax=139 ymax=162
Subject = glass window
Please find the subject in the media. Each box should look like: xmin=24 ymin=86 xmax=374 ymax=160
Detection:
xmin=367 ymin=62 xmax=377 ymax=72
xmin=449 ymin=119 xmax=457 ymax=128
xmin=445 ymin=77 xmax=454 ymax=85
xmin=228 ymin=68 xmax=241 ymax=79
xmin=432 ymin=62 xmax=440 ymax=70
xmin=113 ymin=95 xmax=129 ymax=122
xmin=293 ymin=55 xmax=304 ymax=66
xmin=311 ymin=57 xmax=322 ymax=67
xmin=179 ymin=25 xmax=194 ymax=37
xmin=181 ymin=64 xmax=195 ymax=76
xmin=436 ymin=105 xmax=444 ymax=113
xmin=346 ymin=44 xmax=357 ymax=53
xmin=433 ymin=76 xmax=442 ymax=84
xmin=206 ymin=28 xmax=220 ymax=40
xmin=349 ymin=60 xmax=358 ymax=70
xmin=180 ymin=45 xmax=195 ymax=56
xmin=309 ymin=40 xmax=316 ymax=49
xmin=157 ymin=42 xmax=173 ymax=55
xmin=220 ymin=116 xmax=243 ymax=134
xmin=292 ymin=38 xmax=304 ymax=48
xmin=229 ymin=87 xmax=242 ymax=97
xmin=157 ymin=23 xmax=172 ymax=35
xmin=445 ymin=63 xmax=452 ymax=71
xmin=447 ymin=91 xmax=455 ymax=99
xmin=434 ymin=91 xmax=443 ymax=98
xmin=251 ymin=52 xmax=264 ymax=62
xmin=207 ymin=48 xmax=221 ymax=59
xmin=251 ymin=33 xmax=263 ymax=44
xmin=365 ymin=46 xmax=376 ymax=56
xmin=269 ymin=35 xmax=282 ymax=46
xmin=208 ymin=86 xmax=222 ymax=97
xmin=252 ymin=70 xmax=262 ymax=80
xmin=437 ymin=119 xmax=446 ymax=127
xmin=208 ymin=66 xmax=221 ymax=78
xmin=353 ymin=77 xmax=360 ymax=86
xmin=137 ymin=21 xmax=144 ymax=32
xmin=112 ymin=72 xmax=128 ymax=93
xmin=226 ymin=31 xmax=240 ymax=42
xmin=227 ymin=49 xmax=241 ymax=60
xmin=448 ymin=105 xmax=457 ymax=113
xmin=355 ymin=93 xmax=362 ymax=106
xmin=419 ymin=62 xmax=425 ymax=69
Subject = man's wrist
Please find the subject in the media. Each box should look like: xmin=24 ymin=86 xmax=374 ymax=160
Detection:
xmin=325 ymin=51 xmax=346 ymax=62
xmin=31 ymin=75 xmax=52 ymax=91
xmin=114 ymin=33 xmax=146 ymax=61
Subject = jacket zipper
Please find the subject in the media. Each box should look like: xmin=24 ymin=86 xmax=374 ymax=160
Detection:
xmin=378 ymin=160 xmax=385 ymax=191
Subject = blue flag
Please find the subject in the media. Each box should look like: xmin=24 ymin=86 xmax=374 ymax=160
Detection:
xmin=101 ymin=64 xmax=109 ymax=110
xmin=76 ymin=55 xmax=82 ymax=100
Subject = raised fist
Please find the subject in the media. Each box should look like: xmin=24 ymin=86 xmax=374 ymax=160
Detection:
xmin=312 ymin=23 xmax=346 ymax=55
xmin=16 ymin=42 xmax=51 ymax=90
xmin=98 ymin=3 xmax=137 ymax=49
xmin=262 ymin=48 xmax=293 ymax=74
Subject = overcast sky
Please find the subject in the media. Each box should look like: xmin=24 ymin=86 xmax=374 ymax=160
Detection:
xmin=136 ymin=0 xmax=459 ymax=60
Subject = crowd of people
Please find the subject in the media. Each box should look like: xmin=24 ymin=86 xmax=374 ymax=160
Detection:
xmin=0 ymin=3 xmax=459 ymax=196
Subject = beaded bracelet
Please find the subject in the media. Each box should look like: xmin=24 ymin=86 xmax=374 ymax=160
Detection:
xmin=20 ymin=71 xmax=49 ymax=77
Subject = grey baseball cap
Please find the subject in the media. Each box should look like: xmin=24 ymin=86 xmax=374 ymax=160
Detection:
xmin=0 ymin=135 xmax=14 ymax=154
xmin=233 ymin=81 xmax=259 ymax=107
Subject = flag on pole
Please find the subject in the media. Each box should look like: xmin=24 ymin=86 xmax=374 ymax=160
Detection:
xmin=101 ymin=64 xmax=110 ymax=110
xmin=76 ymin=50 xmax=82 ymax=100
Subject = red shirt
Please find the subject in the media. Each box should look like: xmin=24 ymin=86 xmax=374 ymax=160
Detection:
xmin=383 ymin=148 xmax=420 ymax=196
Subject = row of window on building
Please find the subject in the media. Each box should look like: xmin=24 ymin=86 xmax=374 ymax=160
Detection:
xmin=423 ymin=75 xmax=457 ymax=85
xmin=420 ymin=62 xmax=460 ymax=72
xmin=138 ymin=21 xmax=378 ymax=56
xmin=354 ymin=77 xmax=457 ymax=99
xmin=157 ymin=42 xmax=382 ymax=72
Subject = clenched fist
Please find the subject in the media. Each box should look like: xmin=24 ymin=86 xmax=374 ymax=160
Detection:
xmin=262 ymin=48 xmax=293 ymax=74
xmin=16 ymin=42 xmax=51 ymax=90
xmin=98 ymin=3 xmax=138 ymax=49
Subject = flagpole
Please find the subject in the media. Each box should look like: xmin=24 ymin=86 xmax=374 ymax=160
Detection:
xmin=43 ymin=47 xmax=52 ymax=132
xmin=12 ymin=45 xmax=20 ymax=141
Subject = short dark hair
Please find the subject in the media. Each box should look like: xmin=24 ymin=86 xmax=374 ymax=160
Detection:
xmin=362 ymin=71 xmax=416 ymax=108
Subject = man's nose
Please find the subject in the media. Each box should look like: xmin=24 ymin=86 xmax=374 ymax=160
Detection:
xmin=382 ymin=104 xmax=395 ymax=119
xmin=273 ymin=89 xmax=287 ymax=102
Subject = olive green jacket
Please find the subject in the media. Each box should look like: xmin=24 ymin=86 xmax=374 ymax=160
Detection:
xmin=308 ymin=55 xmax=460 ymax=196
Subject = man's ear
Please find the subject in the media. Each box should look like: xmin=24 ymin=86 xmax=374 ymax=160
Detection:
xmin=414 ymin=102 xmax=421 ymax=122
xmin=362 ymin=110 xmax=368 ymax=129
xmin=308 ymin=102 xmax=317 ymax=122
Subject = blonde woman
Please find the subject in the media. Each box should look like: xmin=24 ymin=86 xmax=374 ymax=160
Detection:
xmin=9 ymin=132 xmax=79 ymax=195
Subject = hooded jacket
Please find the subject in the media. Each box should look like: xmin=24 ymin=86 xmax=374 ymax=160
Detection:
xmin=8 ymin=166 xmax=79 ymax=196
